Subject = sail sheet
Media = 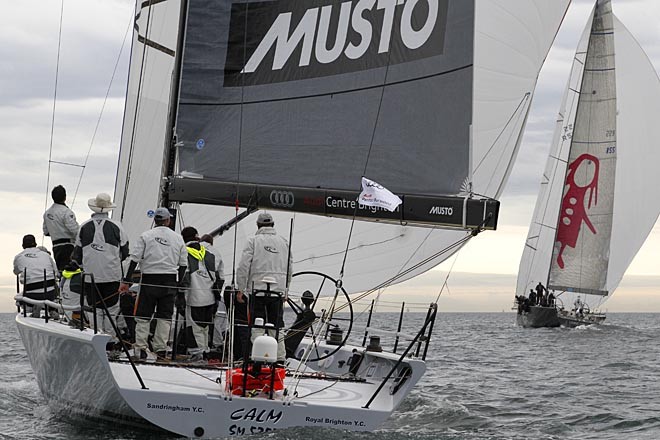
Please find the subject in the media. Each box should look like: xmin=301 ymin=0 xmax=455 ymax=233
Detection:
xmin=115 ymin=0 xmax=569 ymax=294
xmin=517 ymin=2 xmax=660 ymax=300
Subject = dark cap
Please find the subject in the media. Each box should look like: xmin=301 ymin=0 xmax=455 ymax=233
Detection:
xmin=22 ymin=234 xmax=37 ymax=248
xmin=154 ymin=207 xmax=171 ymax=221
xmin=181 ymin=226 xmax=199 ymax=243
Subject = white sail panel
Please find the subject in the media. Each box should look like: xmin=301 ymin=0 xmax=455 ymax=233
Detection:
xmin=606 ymin=16 xmax=660 ymax=293
xmin=113 ymin=0 xmax=181 ymax=243
xmin=515 ymin=16 xmax=592 ymax=297
xmin=472 ymin=0 xmax=571 ymax=198
xmin=548 ymin=0 xmax=616 ymax=295
xmin=178 ymin=204 xmax=468 ymax=294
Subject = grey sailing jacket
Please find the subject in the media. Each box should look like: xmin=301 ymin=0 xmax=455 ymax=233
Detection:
xmin=236 ymin=227 xmax=292 ymax=295
xmin=72 ymin=213 xmax=129 ymax=283
xmin=200 ymin=241 xmax=225 ymax=281
xmin=42 ymin=203 xmax=79 ymax=244
xmin=129 ymin=226 xmax=187 ymax=275
xmin=13 ymin=248 xmax=58 ymax=294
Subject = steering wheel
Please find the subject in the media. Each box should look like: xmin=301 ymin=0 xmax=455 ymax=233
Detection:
xmin=285 ymin=271 xmax=353 ymax=362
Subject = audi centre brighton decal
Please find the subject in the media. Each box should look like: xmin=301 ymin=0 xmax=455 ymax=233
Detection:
xmin=269 ymin=190 xmax=295 ymax=208
xmin=224 ymin=0 xmax=449 ymax=86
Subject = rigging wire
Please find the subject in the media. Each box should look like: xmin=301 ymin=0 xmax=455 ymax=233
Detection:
xmin=43 ymin=0 xmax=65 ymax=244
xmin=336 ymin=31 xmax=396 ymax=283
xmin=71 ymin=12 xmax=133 ymax=208
xmin=230 ymin=0 xmax=251 ymax=286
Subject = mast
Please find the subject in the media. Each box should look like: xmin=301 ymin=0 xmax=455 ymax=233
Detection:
xmin=160 ymin=0 xmax=189 ymax=209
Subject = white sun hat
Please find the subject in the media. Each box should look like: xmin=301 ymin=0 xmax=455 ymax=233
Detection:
xmin=88 ymin=193 xmax=116 ymax=213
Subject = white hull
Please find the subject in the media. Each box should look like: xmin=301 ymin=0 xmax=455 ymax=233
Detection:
xmin=16 ymin=314 xmax=425 ymax=438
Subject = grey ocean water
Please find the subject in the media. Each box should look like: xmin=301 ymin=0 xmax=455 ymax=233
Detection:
xmin=2 ymin=312 xmax=660 ymax=439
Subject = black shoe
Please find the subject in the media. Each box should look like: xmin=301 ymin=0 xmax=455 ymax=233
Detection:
xmin=156 ymin=350 xmax=167 ymax=359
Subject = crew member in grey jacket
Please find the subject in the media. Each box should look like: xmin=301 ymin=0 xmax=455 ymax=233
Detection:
xmin=180 ymin=227 xmax=223 ymax=361
xmin=121 ymin=207 xmax=187 ymax=362
xmin=13 ymin=234 xmax=59 ymax=317
xmin=72 ymin=193 xmax=129 ymax=334
xmin=236 ymin=212 xmax=292 ymax=361
xmin=42 ymin=185 xmax=79 ymax=270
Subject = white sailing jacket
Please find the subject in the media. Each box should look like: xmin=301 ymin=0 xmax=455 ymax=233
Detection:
xmin=200 ymin=241 xmax=225 ymax=281
xmin=42 ymin=203 xmax=79 ymax=244
xmin=184 ymin=244 xmax=218 ymax=307
xmin=236 ymin=227 xmax=292 ymax=295
xmin=129 ymin=226 xmax=187 ymax=275
xmin=73 ymin=213 xmax=129 ymax=283
xmin=13 ymin=248 xmax=58 ymax=295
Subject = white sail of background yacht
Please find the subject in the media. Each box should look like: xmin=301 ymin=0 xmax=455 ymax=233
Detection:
xmin=517 ymin=0 xmax=660 ymax=313
xmin=114 ymin=0 xmax=570 ymax=296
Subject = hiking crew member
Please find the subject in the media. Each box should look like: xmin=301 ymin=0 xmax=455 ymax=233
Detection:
xmin=43 ymin=185 xmax=79 ymax=270
xmin=121 ymin=207 xmax=187 ymax=362
xmin=13 ymin=234 xmax=59 ymax=318
xmin=180 ymin=227 xmax=223 ymax=361
xmin=236 ymin=212 xmax=292 ymax=362
xmin=72 ymin=193 xmax=129 ymax=333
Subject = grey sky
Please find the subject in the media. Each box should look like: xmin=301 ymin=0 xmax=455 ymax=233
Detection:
xmin=1 ymin=0 xmax=659 ymax=312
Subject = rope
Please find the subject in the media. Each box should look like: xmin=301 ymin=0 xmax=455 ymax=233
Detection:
xmin=71 ymin=11 xmax=133 ymax=207
xmin=43 ymin=0 xmax=65 ymax=244
xmin=230 ymin=0 xmax=251 ymax=287
xmin=336 ymin=33 xmax=396 ymax=282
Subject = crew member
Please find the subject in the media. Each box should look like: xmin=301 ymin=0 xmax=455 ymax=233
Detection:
xmin=236 ymin=212 xmax=292 ymax=362
xmin=120 ymin=207 xmax=187 ymax=362
xmin=59 ymin=260 xmax=83 ymax=322
xmin=13 ymin=234 xmax=59 ymax=318
xmin=72 ymin=193 xmax=129 ymax=333
xmin=535 ymin=282 xmax=547 ymax=305
xmin=200 ymin=233 xmax=226 ymax=348
xmin=180 ymin=227 xmax=223 ymax=361
xmin=42 ymin=185 xmax=79 ymax=270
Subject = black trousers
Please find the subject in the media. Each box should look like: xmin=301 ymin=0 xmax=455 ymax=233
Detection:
xmin=84 ymin=282 xmax=120 ymax=309
xmin=134 ymin=274 xmax=177 ymax=321
xmin=251 ymin=295 xmax=285 ymax=328
xmin=53 ymin=243 xmax=74 ymax=271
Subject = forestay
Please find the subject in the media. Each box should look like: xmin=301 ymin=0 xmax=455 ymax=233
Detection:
xmin=114 ymin=1 xmax=569 ymax=294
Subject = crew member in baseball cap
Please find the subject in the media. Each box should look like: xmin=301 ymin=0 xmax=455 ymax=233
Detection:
xmin=235 ymin=211 xmax=292 ymax=362
xmin=121 ymin=207 xmax=187 ymax=362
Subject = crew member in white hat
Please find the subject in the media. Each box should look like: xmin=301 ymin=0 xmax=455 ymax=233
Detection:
xmin=72 ymin=193 xmax=129 ymax=333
